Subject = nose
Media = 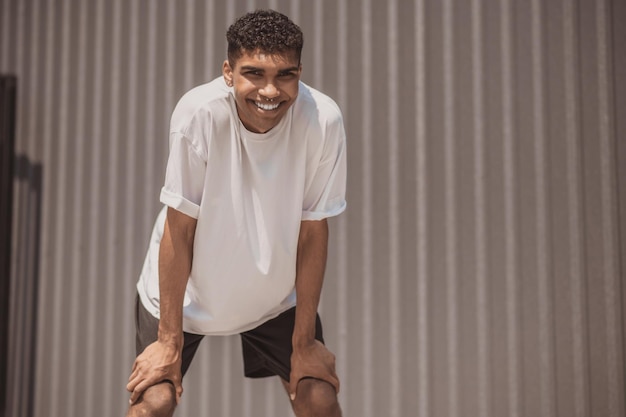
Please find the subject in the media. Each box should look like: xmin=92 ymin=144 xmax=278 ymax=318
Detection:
xmin=259 ymin=82 xmax=279 ymax=99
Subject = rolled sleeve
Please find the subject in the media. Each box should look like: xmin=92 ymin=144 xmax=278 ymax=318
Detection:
xmin=160 ymin=132 xmax=206 ymax=219
xmin=302 ymin=199 xmax=346 ymax=221
xmin=160 ymin=188 xmax=201 ymax=219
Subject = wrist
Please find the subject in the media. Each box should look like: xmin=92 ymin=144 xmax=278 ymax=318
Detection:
xmin=292 ymin=311 xmax=317 ymax=349
xmin=292 ymin=334 xmax=316 ymax=350
xmin=157 ymin=329 xmax=183 ymax=349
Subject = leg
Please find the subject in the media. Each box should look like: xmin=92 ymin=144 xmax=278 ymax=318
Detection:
xmin=281 ymin=378 xmax=342 ymax=417
xmin=240 ymin=309 xmax=341 ymax=415
xmin=126 ymin=382 xmax=176 ymax=417
xmin=128 ymin=296 xmax=204 ymax=415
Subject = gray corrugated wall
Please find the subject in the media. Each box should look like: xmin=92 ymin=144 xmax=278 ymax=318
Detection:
xmin=2 ymin=0 xmax=625 ymax=416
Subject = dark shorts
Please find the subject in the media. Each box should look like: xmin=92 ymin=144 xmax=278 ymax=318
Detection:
xmin=135 ymin=296 xmax=324 ymax=382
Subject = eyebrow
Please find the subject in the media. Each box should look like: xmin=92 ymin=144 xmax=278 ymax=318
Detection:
xmin=240 ymin=66 xmax=300 ymax=73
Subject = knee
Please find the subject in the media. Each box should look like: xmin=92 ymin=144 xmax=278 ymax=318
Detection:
xmin=127 ymin=383 xmax=176 ymax=417
xmin=292 ymin=378 xmax=341 ymax=417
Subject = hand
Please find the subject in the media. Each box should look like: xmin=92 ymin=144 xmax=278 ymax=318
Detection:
xmin=288 ymin=340 xmax=340 ymax=401
xmin=126 ymin=339 xmax=183 ymax=405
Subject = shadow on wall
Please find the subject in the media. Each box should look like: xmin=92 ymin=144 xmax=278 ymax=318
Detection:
xmin=1 ymin=76 xmax=42 ymax=417
xmin=0 ymin=74 xmax=17 ymax=417
xmin=5 ymin=156 xmax=42 ymax=417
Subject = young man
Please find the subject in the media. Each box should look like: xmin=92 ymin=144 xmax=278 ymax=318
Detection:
xmin=125 ymin=10 xmax=347 ymax=417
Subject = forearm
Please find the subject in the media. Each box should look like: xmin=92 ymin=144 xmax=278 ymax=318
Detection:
xmin=293 ymin=219 xmax=328 ymax=347
xmin=158 ymin=207 xmax=197 ymax=347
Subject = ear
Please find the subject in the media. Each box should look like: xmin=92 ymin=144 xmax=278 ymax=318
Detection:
xmin=223 ymin=60 xmax=233 ymax=87
xmin=297 ymin=62 xmax=303 ymax=78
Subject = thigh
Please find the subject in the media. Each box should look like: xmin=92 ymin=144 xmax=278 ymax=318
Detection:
xmin=135 ymin=295 xmax=204 ymax=376
xmin=239 ymin=307 xmax=324 ymax=382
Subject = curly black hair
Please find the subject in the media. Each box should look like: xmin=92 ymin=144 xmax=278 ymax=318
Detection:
xmin=226 ymin=9 xmax=303 ymax=66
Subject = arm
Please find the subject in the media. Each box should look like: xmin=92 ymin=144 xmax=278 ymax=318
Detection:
xmin=127 ymin=207 xmax=197 ymax=404
xmin=288 ymin=218 xmax=340 ymax=400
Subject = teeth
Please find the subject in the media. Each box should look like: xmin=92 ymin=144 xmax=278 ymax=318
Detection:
xmin=255 ymin=101 xmax=279 ymax=111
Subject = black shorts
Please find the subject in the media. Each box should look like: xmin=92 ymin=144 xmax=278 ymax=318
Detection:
xmin=135 ymin=295 xmax=324 ymax=382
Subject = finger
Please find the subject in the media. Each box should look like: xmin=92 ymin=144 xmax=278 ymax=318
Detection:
xmin=129 ymin=379 xmax=153 ymax=405
xmin=328 ymin=374 xmax=340 ymax=394
xmin=129 ymin=388 xmax=141 ymax=405
xmin=327 ymin=366 xmax=340 ymax=393
xmin=168 ymin=372 xmax=183 ymax=404
xmin=129 ymin=381 xmax=149 ymax=404
xmin=128 ymin=367 xmax=140 ymax=383
xmin=288 ymin=375 xmax=298 ymax=401
xmin=126 ymin=370 xmax=147 ymax=393
xmin=169 ymin=377 xmax=183 ymax=404
xmin=175 ymin=384 xmax=183 ymax=404
xmin=126 ymin=375 xmax=139 ymax=393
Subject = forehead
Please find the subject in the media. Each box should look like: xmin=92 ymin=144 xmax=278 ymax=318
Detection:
xmin=234 ymin=49 xmax=300 ymax=68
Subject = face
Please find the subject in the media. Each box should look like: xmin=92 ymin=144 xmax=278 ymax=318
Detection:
xmin=223 ymin=50 xmax=302 ymax=133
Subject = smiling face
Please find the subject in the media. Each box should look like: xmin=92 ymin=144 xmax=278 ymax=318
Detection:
xmin=223 ymin=50 xmax=302 ymax=133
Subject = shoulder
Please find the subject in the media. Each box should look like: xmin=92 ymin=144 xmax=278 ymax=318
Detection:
xmin=293 ymin=82 xmax=344 ymax=128
xmin=170 ymin=77 xmax=234 ymax=134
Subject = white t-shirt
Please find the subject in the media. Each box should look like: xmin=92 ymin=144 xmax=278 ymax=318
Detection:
xmin=137 ymin=78 xmax=347 ymax=335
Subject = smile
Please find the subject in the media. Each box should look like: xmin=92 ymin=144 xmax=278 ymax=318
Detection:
xmin=254 ymin=101 xmax=280 ymax=111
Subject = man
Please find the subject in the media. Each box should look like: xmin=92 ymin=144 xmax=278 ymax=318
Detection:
xmin=126 ymin=9 xmax=347 ymax=417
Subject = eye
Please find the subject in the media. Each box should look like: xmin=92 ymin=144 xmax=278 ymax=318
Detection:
xmin=278 ymin=72 xmax=297 ymax=79
xmin=244 ymin=70 xmax=263 ymax=78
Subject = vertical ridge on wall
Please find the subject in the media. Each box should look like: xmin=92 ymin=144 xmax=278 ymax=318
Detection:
xmin=562 ymin=0 xmax=590 ymax=415
xmin=47 ymin=0 xmax=73 ymax=414
xmin=32 ymin=0 xmax=55 ymax=411
xmin=387 ymin=0 xmax=401 ymax=416
xmin=596 ymin=1 xmax=624 ymax=416
xmin=24 ymin=0 xmax=41 ymax=159
xmin=414 ymin=1 xmax=430 ymax=416
xmin=185 ymin=0 xmax=196 ymax=88
xmin=14 ymin=0 xmax=25 ymax=95
xmin=0 ymin=0 xmax=12 ymax=67
xmin=530 ymin=1 xmax=557 ymax=416
xmin=499 ymin=0 xmax=522 ymax=416
xmin=337 ymin=0 xmax=356 ymax=411
xmin=122 ymin=3 xmax=142 ymax=411
xmin=312 ymin=1 xmax=322 ymax=89
xmin=203 ymin=0 xmax=216 ymax=86
xmin=0 ymin=0 xmax=6 ymax=65
xmin=165 ymin=0 xmax=177 ymax=126
xmin=442 ymin=1 xmax=459 ymax=416
xmin=103 ymin=1 xmax=124 ymax=416
xmin=143 ymin=0 xmax=158 ymax=236
xmin=335 ymin=0 xmax=349 ymax=407
xmin=289 ymin=0 xmax=300 ymax=26
xmin=83 ymin=0 xmax=105 ymax=413
xmin=471 ymin=1 xmax=491 ymax=416
xmin=67 ymin=0 xmax=89 ymax=415
xmin=360 ymin=1 xmax=374 ymax=417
